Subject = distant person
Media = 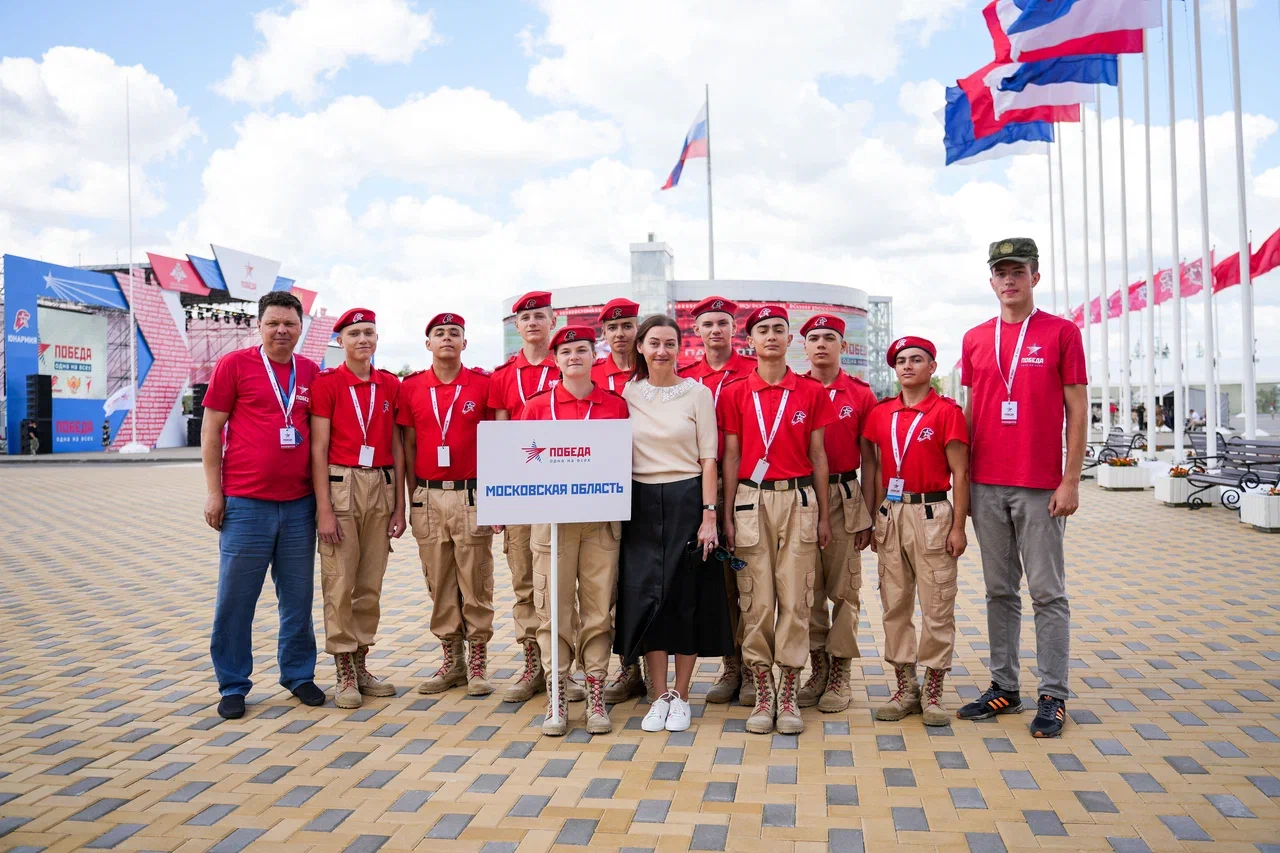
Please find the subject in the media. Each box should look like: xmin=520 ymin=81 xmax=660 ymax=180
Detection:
xmin=614 ymin=315 xmax=730 ymax=734
xmin=26 ymin=421 xmax=39 ymax=455
xmin=959 ymin=239 xmax=1087 ymax=738
xmin=1136 ymin=403 xmax=1146 ymax=432
xmin=309 ymin=308 xmax=405 ymax=709
xmin=202 ymin=291 xmax=324 ymax=720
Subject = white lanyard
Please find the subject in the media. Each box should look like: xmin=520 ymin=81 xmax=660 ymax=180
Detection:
xmin=829 ymin=388 xmax=838 ymax=402
xmin=994 ymin=308 xmax=1036 ymax=400
xmin=517 ymin=365 xmax=550 ymax=405
xmin=551 ymin=393 xmax=591 ymax=421
xmin=752 ymin=389 xmax=790 ymax=459
xmin=347 ymin=382 xmax=377 ymax=444
xmin=429 ymin=384 xmax=458 ymax=445
xmin=259 ymin=347 xmax=297 ymax=427
xmin=608 ymin=374 xmax=617 ymax=392
xmin=890 ymin=409 xmax=925 ymax=475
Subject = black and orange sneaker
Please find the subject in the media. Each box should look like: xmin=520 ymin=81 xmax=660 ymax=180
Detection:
xmin=956 ymin=682 xmax=1022 ymax=720
xmin=1029 ymin=695 xmax=1067 ymax=738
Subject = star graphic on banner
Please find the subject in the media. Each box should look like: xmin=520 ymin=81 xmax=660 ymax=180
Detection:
xmin=523 ymin=441 xmax=545 ymax=463
xmin=244 ymin=263 xmax=254 ymax=279
xmin=44 ymin=272 xmax=56 ymax=290
xmin=1026 ymin=345 xmax=1042 ymax=356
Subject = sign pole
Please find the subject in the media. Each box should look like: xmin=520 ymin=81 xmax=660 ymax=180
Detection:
xmin=120 ymin=76 xmax=148 ymax=455
xmin=548 ymin=523 xmax=562 ymax=727
xmin=1142 ymin=31 xmax=1158 ymax=456
xmin=1166 ymin=0 xmax=1186 ymax=458
xmin=1228 ymin=0 xmax=1257 ymax=439
xmin=1191 ymin=0 xmax=1217 ymax=457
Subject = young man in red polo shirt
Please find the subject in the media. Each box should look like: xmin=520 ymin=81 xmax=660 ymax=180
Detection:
xmin=488 ymin=291 xmax=576 ymax=702
xmin=309 ymin=308 xmax=405 ymax=708
xmin=800 ymin=313 xmax=877 ymax=713
xmin=958 ymin=238 xmax=1087 ymax=738
xmin=201 ymin=291 xmax=325 ymax=720
xmin=861 ymin=336 xmax=969 ymax=727
xmin=397 ymin=313 xmax=500 ymax=697
xmin=681 ymin=295 xmax=757 ymax=706
xmin=521 ymin=325 xmax=630 ymax=736
xmin=721 ymin=305 xmax=835 ymax=735
xmin=592 ymin=298 xmax=639 ymax=394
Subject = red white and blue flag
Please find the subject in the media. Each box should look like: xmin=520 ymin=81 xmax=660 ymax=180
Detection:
xmin=661 ymin=103 xmax=708 ymax=190
xmin=984 ymin=0 xmax=1160 ymax=64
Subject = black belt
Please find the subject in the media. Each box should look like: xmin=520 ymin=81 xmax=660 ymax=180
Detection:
xmin=741 ymin=476 xmax=813 ymax=491
xmin=418 ymin=477 xmax=477 ymax=491
xmin=829 ymin=470 xmax=858 ymax=485
xmin=899 ymin=491 xmax=948 ymax=504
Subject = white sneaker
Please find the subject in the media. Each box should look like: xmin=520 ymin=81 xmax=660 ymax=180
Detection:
xmin=642 ymin=692 xmax=674 ymax=732
xmin=665 ymin=692 xmax=691 ymax=732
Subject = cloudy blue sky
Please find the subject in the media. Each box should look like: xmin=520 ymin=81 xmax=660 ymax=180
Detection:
xmin=2 ymin=0 xmax=1277 ymax=374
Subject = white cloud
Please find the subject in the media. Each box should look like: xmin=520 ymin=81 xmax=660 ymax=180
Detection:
xmin=214 ymin=0 xmax=438 ymax=105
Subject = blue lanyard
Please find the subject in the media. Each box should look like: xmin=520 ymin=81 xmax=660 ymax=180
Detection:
xmin=260 ymin=347 xmax=297 ymax=427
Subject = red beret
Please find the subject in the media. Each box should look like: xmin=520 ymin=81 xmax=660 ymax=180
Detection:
xmin=598 ymin=298 xmax=640 ymax=323
xmin=887 ymin=335 xmax=936 ymax=366
xmin=744 ymin=304 xmax=789 ymax=334
xmin=425 ymin=312 xmax=465 ymax=335
xmin=512 ymin=291 xmax=553 ymax=314
xmin=334 ymin=307 xmax=375 ymax=331
xmin=691 ymin=295 xmax=738 ymax=318
xmin=800 ymin=313 xmax=845 ymax=338
xmin=550 ymin=324 xmax=597 ymax=351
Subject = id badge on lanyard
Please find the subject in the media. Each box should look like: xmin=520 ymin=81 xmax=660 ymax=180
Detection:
xmin=995 ymin=309 xmax=1035 ymax=425
xmin=887 ymin=409 xmax=924 ymax=502
xmin=430 ymin=384 xmax=458 ymax=468
xmin=261 ymin=348 xmax=299 ymax=449
xmin=348 ymin=383 xmax=377 ymax=467
xmin=751 ymin=388 xmax=789 ymax=482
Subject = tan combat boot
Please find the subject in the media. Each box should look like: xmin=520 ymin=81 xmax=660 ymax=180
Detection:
xmin=565 ymin=676 xmax=586 ymax=703
xmin=502 ymin=639 xmax=547 ymax=703
xmin=921 ymin=668 xmax=949 ymax=727
xmin=705 ymin=654 xmax=742 ymax=704
xmin=797 ymin=649 xmax=830 ymax=709
xmin=602 ymin=656 xmax=645 ymax=704
xmin=775 ymin=666 xmax=805 ymax=735
xmin=334 ymin=653 xmax=362 ymax=709
xmin=354 ymin=646 xmax=397 ymax=697
xmin=738 ymin=660 xmax=757 ymax=707
xmin=745 ymin=667 xmax=776 ymax=735
xmin=541 ymin=678 xmax=568 ymax=737
xmin=875 ymin=664 xmax=922 ymax=721
xmin=416 ymin=638 xmax=466 ymax=694
xmin=585 ymin=676 xmax=612 ymax=734
xmin=819 ymin=657 xmax=853 ymax=713
xmin=466 ymin=641 xmax=493 ymax=696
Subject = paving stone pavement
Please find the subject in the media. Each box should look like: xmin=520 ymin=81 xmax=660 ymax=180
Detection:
xmin=1 ymin=464 xmax=1278 ymax=852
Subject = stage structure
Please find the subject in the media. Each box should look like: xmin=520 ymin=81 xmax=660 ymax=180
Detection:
xmin=2 ymin=248 xmax=332 ymax=455
xmin=502 ymin=235 xmax=887 ymax=384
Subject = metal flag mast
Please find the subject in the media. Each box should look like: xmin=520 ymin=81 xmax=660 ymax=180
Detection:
xmin=1166 ymin=0 xmax=1186 ymax=458
xmin=120 ymin=76 xmax=149 ymax=455
xmin=705 ymin=83 xmax=716 ymax=281
xmin=1143 ymin=31 xmax=1158 ymax=454
xmin=1080 ymin=110 xmax=1094 ymax=429
xmin=1191 ymin=0 xmax=1218 ymax=457
xmin=1057 ymin=122 xmax=1071 ymax=318
xmin=1228 ymin=0 xmax=1257 ymax=439
xmin=1048 ymin=146 xmax=1058 ymax=314
xmin=1117 ymin=62 xmax=1134 ymax=434
xmin=1095 ymin=84 xmax=1111 ymax=435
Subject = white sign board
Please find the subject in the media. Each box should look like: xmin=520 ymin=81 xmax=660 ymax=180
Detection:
xmin=476 ymin=419 xmax=633 ymax=526
xmin=211 ymin=244 xmax=283 ymax=303
xmin=38 ymin=307 xmax=107 ymax=399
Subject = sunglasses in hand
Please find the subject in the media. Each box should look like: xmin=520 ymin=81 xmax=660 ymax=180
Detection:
xmin=686 ymin=540 xmax=747 ymax=572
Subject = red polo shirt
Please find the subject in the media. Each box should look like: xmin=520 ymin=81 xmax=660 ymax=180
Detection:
xmin=863 ymin=390 xmax=968 ymax=494
xmin=396 ymin=365 xmax=492 ymax=481
xmin=310 ymin=363 xmax=400 ymax=468
xmin=520 ymin=382 xmax=630 ymax=421
xmin=488 ymin=350 xmax=559 ymax=420
xmin=682 ymin=350 xmax=757 ymax=460
xmin=961 ymin=311 xmax=1087 ymax=490
xmin=805 ymin=370 xmax=878 ymax=475
xmin=592 ymin=356 xmax=633 ymax=394
xmin=203 ymin=345 xmax=321 ymax=501
xmin=718 ymin=368 xmax=836 ymax=481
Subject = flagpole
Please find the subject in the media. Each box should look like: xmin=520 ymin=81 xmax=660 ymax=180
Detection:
xmin=1117 ymin=62 xmax=1134 ymax=434
xmin=705 ymin=82 xmax=715 ymax=281
xmin=1095 ymin=86 xmax=1111 ymax=435
xmin=1142 ymin=33 xmax=1157 ymax=454
xmin=1080 ymin=109 xmax=1094 ymax=434
xmin=1048 ymin=147 xmax=1058 ymax=315
xmin=1166 ymin=0 xmax=1186 ymax=457
xmin=1228 ymin=0 xmax=1256 ymax=438
xmin=120 ymin=76 xmax=148 ymax=455
xmin=1191 ymin=0 xmax=1218 ymax=455
xmin=1057 ymin=122 xmax=1070 ymax=318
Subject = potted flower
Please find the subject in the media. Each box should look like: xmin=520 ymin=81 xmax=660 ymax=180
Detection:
xmin=1098 ymin=456 xmax=1149 ymax=491
xmin=1154 ymin=464 xmax=1209 ymax=507
xmin=1240 ymin=485 xmax=1280 ymax=533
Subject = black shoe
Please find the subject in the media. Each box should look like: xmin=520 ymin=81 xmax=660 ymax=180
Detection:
xmin=1030 ymin=694 xmax=1067 ymax=738
xmin=217 ymin=694 xmax=246 ymax=719
xmin=291 ymin=681 xmax=326 ymax=707
xmin=956 ymin=682 xmax=1023 ymax=720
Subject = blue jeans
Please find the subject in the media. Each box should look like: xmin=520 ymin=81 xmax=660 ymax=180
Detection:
xmin=211 ymin=495 xmax=318 ymax=697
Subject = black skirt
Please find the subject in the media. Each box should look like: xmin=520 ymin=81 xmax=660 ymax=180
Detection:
xmin=613 ymin=477 xmax=735 ymax=659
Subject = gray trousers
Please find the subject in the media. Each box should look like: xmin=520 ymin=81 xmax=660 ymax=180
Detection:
xmin=969 ymin=483 xmax=1070 ymax=700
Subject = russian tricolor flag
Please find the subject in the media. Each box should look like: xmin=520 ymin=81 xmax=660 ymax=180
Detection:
xmin=985 ymin=0 xmax=1161 ymax=63
xmin=661 ymin=104 xmax=708 ymax=190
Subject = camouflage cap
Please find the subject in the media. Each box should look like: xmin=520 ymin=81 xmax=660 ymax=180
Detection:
xmin=987 ymin=237 xmax=1039 ymax=267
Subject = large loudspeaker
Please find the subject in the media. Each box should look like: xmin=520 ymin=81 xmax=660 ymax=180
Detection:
xmin=26 ymin=374 xmax=52 ymax=419
xmin=187 ymin=418 xmax=203 ymax=448
xmin=21 ymin=418 xmax=52 ymax=454
xmin=192 ymin=382 xmax=209 ymax=418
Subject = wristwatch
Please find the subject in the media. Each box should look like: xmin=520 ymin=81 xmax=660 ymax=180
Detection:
xmin=702 ymin=504 xmax=718 ymax=512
